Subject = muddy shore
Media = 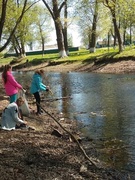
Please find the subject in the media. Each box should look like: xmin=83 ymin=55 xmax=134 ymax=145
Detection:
xmin=0 ymin=60 xmax=132 ymax=179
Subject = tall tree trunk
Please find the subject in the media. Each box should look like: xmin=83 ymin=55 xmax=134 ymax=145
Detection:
xmin=11 ymin=35 xmax=18 ymax=56
xmin=42 ymin=0 xmax=67 ymax=57
xmin=89 ymin=0 xmax=98 ymax=53
xmin=130 ymin=24 xmax=132 ymax=45
xmin=112 ymin=12 xmax=123 ymax=52
xmin=123 ymin=29 xmax=126 ymax=46
xmin=110 ymin=29 xmax=116 ymax=48
xmin=55 ymin=22 xmax=67 ymax=57
xmin=42 ymin=37 xmax=45 ymax=57
xmin=20 ymin=41 xmax=26 ymax=57
xmin=14 ymin=46 xmax=19 ymax=57
xmin=53 ymin=0 xmax=67 ymax=57
xmin=39 ymin=25 xmax=45 ymax=56
xmin=63 ymin=0 xmax=68 ymax=55
xmin=12 ymin=35 xmax=22 ymax=57
xmin=104 ymin=0 xmax=123 ymax=53
xmin=0 ymin=0 xmax=8 ymax=41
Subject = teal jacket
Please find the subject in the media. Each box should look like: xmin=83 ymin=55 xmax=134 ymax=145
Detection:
xmin=30 ymin=73 xmax=46 ymax=94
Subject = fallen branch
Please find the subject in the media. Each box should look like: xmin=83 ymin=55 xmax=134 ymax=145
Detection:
xmin=37 ymin=102 xmax=98 ymax=168
xmin=41 ymin=96 xmax=72 ymax=102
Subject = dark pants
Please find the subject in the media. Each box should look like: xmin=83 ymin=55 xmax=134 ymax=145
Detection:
xmin=33 ymin=91 xmax=41 ymax=113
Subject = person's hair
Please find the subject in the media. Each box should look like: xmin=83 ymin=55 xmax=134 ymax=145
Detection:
xmin=2 ymin=64 xmax=12 ymax=84
xmin=35 ymin=69 xmax=44 ymax=75
xmin=16 ymin=97 xmax=24 ymax=104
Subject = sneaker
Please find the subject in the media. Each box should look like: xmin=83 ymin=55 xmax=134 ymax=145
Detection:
xmin=36 ymin=112 xmax=40 ymax=115
xmin=36 ymin=112 xmax=43 ymax=115
xmin=28 ymin=126 xmax=36 ymax=130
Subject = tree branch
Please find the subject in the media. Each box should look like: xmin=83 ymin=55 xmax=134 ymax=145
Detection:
xmin=42 ymin=0 xmax=55 ymax=19
xmin=38 ymin=102 xmax=98 ymax=168
xmin=59 ymin=2 xmax=65 ymax=13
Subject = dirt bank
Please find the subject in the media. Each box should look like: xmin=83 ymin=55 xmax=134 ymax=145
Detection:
xmin=15 ymin=59 xmax=135 ymax=74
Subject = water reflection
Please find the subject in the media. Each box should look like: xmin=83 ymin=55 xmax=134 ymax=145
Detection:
xmin=14 ymin=71 xmax=135 ymax=174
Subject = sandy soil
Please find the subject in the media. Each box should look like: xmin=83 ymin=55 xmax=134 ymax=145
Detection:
xmin=0 ymin=60 xmax=132 ymax=179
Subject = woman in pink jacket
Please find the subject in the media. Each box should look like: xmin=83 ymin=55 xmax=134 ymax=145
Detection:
xmin=2 ymin=64 xmax=23 ymax=103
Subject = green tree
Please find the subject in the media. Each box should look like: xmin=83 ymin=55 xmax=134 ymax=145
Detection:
xmin=0 ymin=0 xmax=40 ymax=53
xmin=103 ymin=0 xmax=123 ymax=52
xmin=10 ymin=6 xmax=38 ymax=57
xmin=76 ymin=0 xmax=111 ymax=50
xmin=119 ymin=0 xmax=135 ymax=45
xmin=33 ymin=5 xmax=53 ymax=56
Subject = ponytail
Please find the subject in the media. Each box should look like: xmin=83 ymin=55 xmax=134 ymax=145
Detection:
xmin=2 ymin=64 xmax=12 ymax=84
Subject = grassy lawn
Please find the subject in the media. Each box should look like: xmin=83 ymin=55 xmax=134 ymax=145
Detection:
xmin=0 ymin=45 xmax=135 ymax=66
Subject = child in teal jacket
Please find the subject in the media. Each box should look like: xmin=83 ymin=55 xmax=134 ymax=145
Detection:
xmin=30 ymin=69 xmax=49 ymax=115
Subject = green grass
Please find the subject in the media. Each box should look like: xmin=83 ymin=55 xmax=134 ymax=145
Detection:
xmin=0 ymin=46 xmax=135 ymax=67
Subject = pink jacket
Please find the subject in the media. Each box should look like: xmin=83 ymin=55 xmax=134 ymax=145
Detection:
xmin=3 ymin=71 xmax=22 ymax=96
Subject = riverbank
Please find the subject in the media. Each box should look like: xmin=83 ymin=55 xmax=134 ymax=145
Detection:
xmin=15 ymin=58 xmax=135 ymax=74
xmin=0 ymin=60 xmax=132 ymax=179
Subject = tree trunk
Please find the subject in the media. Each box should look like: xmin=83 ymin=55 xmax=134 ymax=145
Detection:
xmin=89 ymin=0 xmax=98 ymax=53
xmin=0 ymin=0 xmax=8 ymax=41
xmin=42 ymin=37 xmax=45 ymax=57
xmin=110 ymin=29 xmax=116 ymax=48
xmin=53 ymin=0 xmax=67 ymax=57
xmin=130 ymin=24 xmax=132 ymax=45
xmin=42 ymin=0 xmax=67 ymax=57
xmin=113 ymin=34 xmax=116 ymax=49
xmin=112 ymin=12 xmax=123 ymax=52
xmin=123 ymin=29 xmax=126 ymax=46
xmin=20 ymin=41 xmax=26 ymax=57
xmin=55 ymin=22 xmax=67 ymax=57
xmin=104 ymin=0 xmax=123 ymax=53
xmin=11 ymin=35 xmax=19 ymax=57
xmin=12 ymin=35 xmax=22 ymax=57
xmin=63 ymin=0 xmax=69 ymax=55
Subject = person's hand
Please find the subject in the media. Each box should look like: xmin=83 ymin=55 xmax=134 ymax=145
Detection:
xmin=23 ymin=120 xmax=27 ymax=125
xmin=22 ymin=88 xmax=26 ymax=93
xmin=46 ymin=86 xmax=50 ymax=92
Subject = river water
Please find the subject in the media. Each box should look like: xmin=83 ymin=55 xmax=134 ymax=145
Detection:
xmin=14 ymin=71 xmax=135 ymax=177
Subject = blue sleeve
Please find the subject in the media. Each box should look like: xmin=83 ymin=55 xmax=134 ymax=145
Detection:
xmin=35 ymin=77 xmax=46 ymax=91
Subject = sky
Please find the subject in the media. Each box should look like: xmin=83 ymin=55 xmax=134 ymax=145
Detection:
xmin=49 ymin=25 xmax=81 ymax=47
xmin=70 ymin=26 xmax=81 ymax=47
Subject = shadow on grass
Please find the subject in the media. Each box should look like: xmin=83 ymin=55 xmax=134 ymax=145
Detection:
xmin=47 ymin=60 xmax=77 ymax=66
xmin=12 ymin=56 xmax=60 ymax=70
xmin=75 ymin=51 xmax=135 ymax=72
xmin=83 ymin=52 xmax=119 ymax=64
